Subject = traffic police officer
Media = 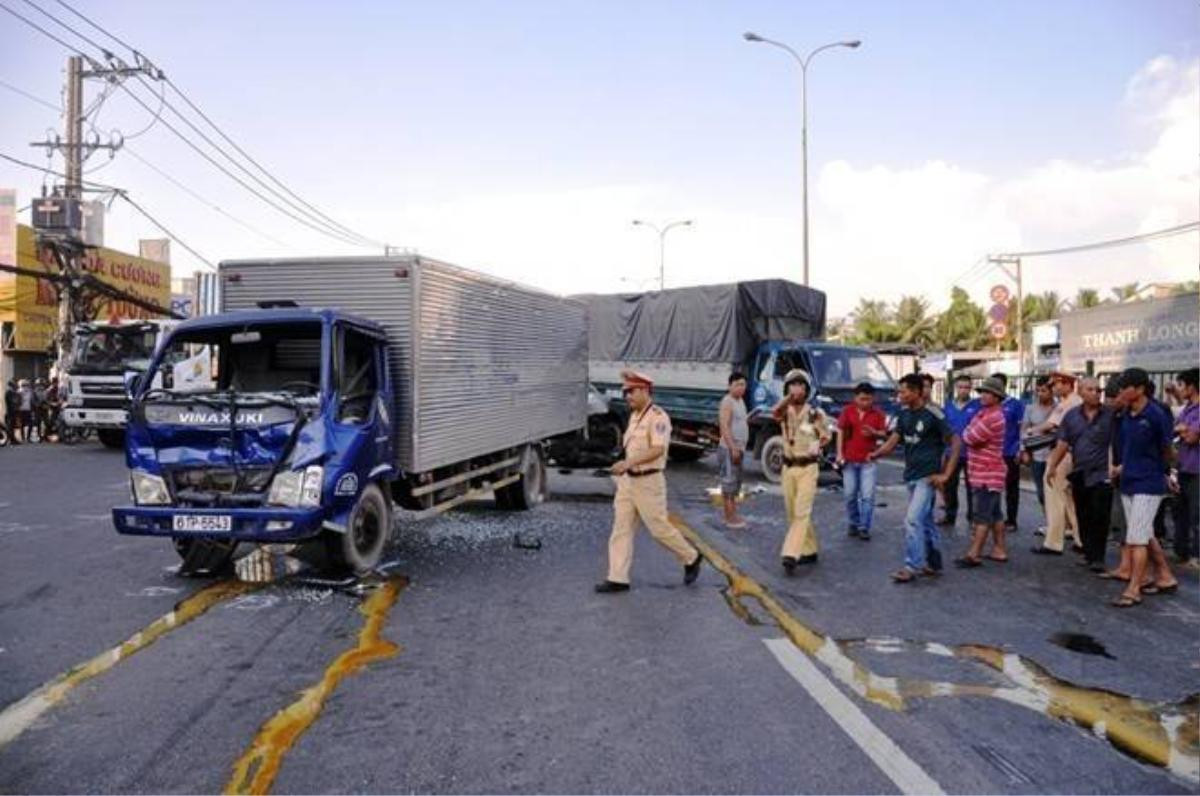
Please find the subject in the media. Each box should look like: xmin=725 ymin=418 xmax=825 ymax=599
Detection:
xmin=596 ymin=370 xmax=704 ymax=593
xmin=774 ymin=369 xmax=831 ymax=573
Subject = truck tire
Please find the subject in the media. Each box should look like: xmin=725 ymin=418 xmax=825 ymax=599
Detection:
xmin=667 ymin=445 xmax=705 ymax=464
xmin=326 ymin=483 xmax=392 ymax=575
xmin=173 ymin=538 xmax=237 ymax=576
xmin=497 ymin=446 xmax=546 ymax=511
xmin=759 ymin=434 xmax=785 ymax=484
xmin=97 ymin=428 xmax=125 ymax=449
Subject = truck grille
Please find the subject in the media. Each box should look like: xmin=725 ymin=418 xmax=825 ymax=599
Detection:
xmin=79 ymin=382 xmax=126 ymax=409
xmin=168 ymin=466 xmax=273 ymax=507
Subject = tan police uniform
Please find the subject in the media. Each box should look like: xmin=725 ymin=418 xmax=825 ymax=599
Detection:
xmin=778 ymin=394 xmax=830 ymax=561
xmin=1042 ymin=389 xmax=1083 ymax=552
xmin=606 ymin=385 xmax=700 ymax=585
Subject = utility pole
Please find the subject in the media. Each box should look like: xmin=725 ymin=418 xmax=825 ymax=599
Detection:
xmin=29 ymin=54 xmax=161 ymax=373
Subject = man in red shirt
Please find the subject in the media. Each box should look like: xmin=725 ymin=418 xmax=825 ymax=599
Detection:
xmin=957 ymin=377 xmax=1010 ymax=567
xmin=836 ymin=382 xmax=888 ymax=540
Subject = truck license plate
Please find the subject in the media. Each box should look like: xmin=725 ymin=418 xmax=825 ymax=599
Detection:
xmin=172 ymin=514 xmax=232 ymax=533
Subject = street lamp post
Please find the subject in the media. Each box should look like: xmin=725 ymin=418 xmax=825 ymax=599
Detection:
xmin=632 ymin=218 xmax=693 ymax=290
xmin=743 ymin=32 xmax=860 ymax=287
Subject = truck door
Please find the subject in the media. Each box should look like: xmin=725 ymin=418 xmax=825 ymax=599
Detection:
xmin=334 ymin=326 xmax=389 ymax=490
xmin=756 ymin=347 xmax=805 ymax=407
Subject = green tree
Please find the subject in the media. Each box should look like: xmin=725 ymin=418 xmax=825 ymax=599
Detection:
xmin=933 ymin=287 xmax=990 ymax=350
xmin=1111 ymin=282 xmax=1141 ymax=302
xmin=849 ymin=298 xmax=898 ymax=343
xmin=1171 ymin=280 xmax=1199 ymax=295
xmin=894 ymin=295 xmax=937 ymax=346
xmin=1074 ymin=288 xmax=1101 ymax=309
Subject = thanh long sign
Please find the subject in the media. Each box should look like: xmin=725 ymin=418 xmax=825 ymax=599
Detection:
xmin=1060 ymin=293 xmax=1199 ymax=374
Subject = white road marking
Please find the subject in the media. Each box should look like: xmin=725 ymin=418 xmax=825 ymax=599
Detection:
xmin=764 ymin=638 xmax=945 ymax=795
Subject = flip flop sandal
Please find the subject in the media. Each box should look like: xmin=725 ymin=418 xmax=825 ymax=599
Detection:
xmin=920 ymin=566 xmax=941 ymax=577
xmin=1111 ymin=595 xmax=1141 ymax=608
xmin=954 ymin=557 xmax=983 ymax=568
xmin=1141 ymin=585 xmax=1161 ymax=595
xmin=1096 ymin=572 xmax=1130 ymax=581
xmin=986 ymin=555 xmax=1009 ymax=563
xmin=891 ymin=569 xmax=917 ymax=583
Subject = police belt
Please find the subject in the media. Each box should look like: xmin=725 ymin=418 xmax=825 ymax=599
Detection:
xmin=626 ymin=468 xmax=663 ymax=478
xmin=782 ymin=455 xmax=819 ymax=468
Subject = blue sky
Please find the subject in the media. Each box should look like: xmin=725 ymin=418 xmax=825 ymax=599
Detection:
xmin=1 ymin=0 xmax=1197 ymax=314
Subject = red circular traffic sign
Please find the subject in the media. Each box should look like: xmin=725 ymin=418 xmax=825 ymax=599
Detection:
xmin=990 ymin=284 xmax=1010 ymax=305
xmin=989 ymin=322 xmax=1008 ymax=340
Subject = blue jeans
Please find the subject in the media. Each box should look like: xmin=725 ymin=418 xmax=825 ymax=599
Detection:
xmin=904 ymin=478 xmax=941 ymax=571
xmin=843 ymin=462 xmax=877 ymax=534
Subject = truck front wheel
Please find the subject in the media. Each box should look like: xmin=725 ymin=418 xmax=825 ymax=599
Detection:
xmin=97 ymin=428 xmax=125 ymax=449
xmin=759 ymin=435 xmax=785 ymax=484
xmin=326 ymin=483 xmax=392 ymax=575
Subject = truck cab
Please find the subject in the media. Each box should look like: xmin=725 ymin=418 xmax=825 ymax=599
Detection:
xmin=747 ymin=341 xmax=899 ymax=481
xmin=112 ymin=308 xmax=397 ymax=575
xmin=64 ymin=319 xmax=178 ymax=448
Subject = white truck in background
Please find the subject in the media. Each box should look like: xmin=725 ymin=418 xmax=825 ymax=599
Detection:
xmin=64 ymin=319 xmax=179 ymax=448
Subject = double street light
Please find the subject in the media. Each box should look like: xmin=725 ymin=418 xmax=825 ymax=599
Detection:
xmin=743 ymin=32 xmax=861 ymax=287
xmin=631 ymin=218 xmax=693 ymax=291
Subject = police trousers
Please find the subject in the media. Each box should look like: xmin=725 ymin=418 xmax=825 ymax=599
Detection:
xmin=607 ymin=472 xmax=698 ymax=584
xmin=1043 ymin=453 xmax=1078 ymax=552
xmin=781 ymin=463 xmax=820 ymax=559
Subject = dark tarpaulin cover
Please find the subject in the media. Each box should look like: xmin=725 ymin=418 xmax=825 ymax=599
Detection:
xmin=576 ymin=279 xmax=826 ymax=365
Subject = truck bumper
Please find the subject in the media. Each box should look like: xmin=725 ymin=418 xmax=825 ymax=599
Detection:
xmin=112 ymin=505 xmax=327 ymax=543
xmin=65 ymin=408 xmax=126 ymax=428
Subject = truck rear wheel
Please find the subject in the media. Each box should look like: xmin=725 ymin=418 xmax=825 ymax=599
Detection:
xmin=327 ymin=483 xmax=392 ymax=575
xmin=173 ymin=538 xmax=237 ymax=576
xmin=98 ymin=428 xmax=125 ymax=449
xmin=759 ymin=434 xmax=785 ymax=484
xmin=496 ymin=447 xmax=546 ymax=511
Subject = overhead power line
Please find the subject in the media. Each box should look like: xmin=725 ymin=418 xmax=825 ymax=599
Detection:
xmin=41 ymin=0 xmax=386 ymax=249
xmin=0 ymin=151 xmax=216 ymax=269
xmin=0 ymin=77 xmax=61 ymax=111
xmin=5 ymin=0 xmax=390 ymax=250
xmin=996 ymin=222 xmax=1200 ymax=258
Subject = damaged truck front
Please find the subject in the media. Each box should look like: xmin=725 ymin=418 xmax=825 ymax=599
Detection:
xmin=113 ymin=256 xmax=587 ymax=575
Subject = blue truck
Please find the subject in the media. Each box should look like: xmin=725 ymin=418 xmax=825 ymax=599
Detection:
xmin=575 ymin=281 xmax=898 ymax=482
xmin=112 ymin=257 xmax=587 ymax=575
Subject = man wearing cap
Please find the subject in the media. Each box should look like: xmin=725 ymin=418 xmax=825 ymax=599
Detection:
xmin=1031 ymin=373 xmax=1084 ymax=554
xmin=1109 ymin=367 xmax=1178 ymax=607
xmin=595 ymin=370 xmax=704 ymax=593
xmin=956 ymin=377 xmax=1010 ymax=567
xmin=773 ymin=369 xmax=831 ymax=572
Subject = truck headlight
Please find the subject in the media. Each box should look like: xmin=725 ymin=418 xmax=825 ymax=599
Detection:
xmin=131 ymin=471 xmax=171 ymax=505
xmin=268 ymin=465 xmax=323 ymax=507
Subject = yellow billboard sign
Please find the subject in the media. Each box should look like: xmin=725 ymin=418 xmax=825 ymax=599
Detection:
xmin=0 ymin=224 xmax=171 ymax=353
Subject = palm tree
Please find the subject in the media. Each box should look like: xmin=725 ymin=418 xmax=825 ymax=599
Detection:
xmin=894 ymin=295 xmax=937 ymax=347
xmin=1171 ymin=280 xmax=1199 ymax=296
xmin=850 ymin=298 xmax=897 ymax=343
xmin=1074 ymin=288 xmax=1101 ymax=309
xmin=1111 ymin=282 xmax=1141 ymax=302
xmin=933 ymin=287 xmax=990 ymax=350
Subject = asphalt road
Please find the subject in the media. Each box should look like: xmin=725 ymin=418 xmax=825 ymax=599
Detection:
xmin=0 ymin=441 xmax=1197 ymax=794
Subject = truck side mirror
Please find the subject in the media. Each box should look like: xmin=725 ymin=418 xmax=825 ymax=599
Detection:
xmin=123 ymin=370 xmax=141 ymax=400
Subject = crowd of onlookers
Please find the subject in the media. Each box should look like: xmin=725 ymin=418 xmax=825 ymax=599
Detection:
xmin=3 ymin=377 xmax=66 ymax=444
xmin=832 ymin=365 xmax=1198 ymax=606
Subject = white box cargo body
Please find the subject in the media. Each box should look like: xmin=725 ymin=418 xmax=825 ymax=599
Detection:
xmin=219 ymin=256 xmax=587 ymax=474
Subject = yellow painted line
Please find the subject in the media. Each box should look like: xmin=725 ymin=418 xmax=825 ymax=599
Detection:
xmin=669 ymin=513 xmax=1200 ymax=784
xmin=0 ymin=579 xmax=258 ymax=748
xmin=224 ymin=577 xmax=406 ymax=795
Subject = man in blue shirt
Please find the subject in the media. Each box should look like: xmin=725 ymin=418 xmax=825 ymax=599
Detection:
xmin=993 ymin=373 xmax=1025 ymax=532
xmin=939 ymin=374 xmax=980 ymax=525
xmin=1110 ymin=368 xmax=1179 ymax=607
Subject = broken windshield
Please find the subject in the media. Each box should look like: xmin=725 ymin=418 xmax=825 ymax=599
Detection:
xmin=145 ymin=321 xmax=324 ymax=401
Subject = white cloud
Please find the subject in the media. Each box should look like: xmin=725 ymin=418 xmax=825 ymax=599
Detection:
xmin=812 ymin=55 xmax=1199 ymax=315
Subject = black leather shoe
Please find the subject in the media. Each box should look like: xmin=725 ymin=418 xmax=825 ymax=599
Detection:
xmin=594 ymin=580 xmax=630 ymax=593
xmin=799 ymin=553 xmax=819 ymax=565
xmin=782 ymin=556 xmax=798 ymax=574
xmin=683 ymin=554 xmax=703 ymax=585
xmin=1030 ymin=546 xmax=1063 ymax=556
